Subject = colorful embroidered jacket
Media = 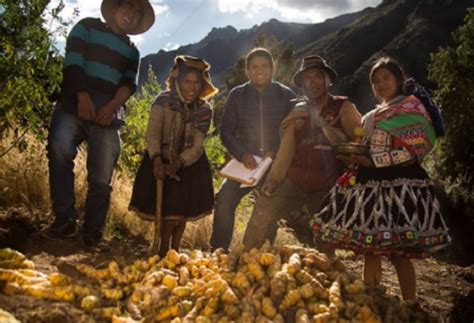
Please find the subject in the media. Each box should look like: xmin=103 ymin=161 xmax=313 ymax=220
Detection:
xmin=146 ymin=91 xmax=212 ymax=166
xmin=364 ymin=95 xmax=436 ymax=168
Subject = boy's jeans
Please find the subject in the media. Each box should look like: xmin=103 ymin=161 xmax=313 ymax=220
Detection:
xmin=47 ymin=108 xmax=121 ymax=240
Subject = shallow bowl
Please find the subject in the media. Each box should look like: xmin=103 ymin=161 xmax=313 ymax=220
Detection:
xmin=332 ymin=143 xmax=369 ymax=156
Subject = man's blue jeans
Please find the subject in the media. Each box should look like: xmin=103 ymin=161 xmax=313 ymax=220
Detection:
xmin=47 ymin=108 xmax=121 ymax=240
xmin=210 ymin=179 xmax=253 ymax=250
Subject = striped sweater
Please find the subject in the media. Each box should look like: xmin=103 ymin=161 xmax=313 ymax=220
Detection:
xmin=60 ymin=18 xmax=139 ymax=124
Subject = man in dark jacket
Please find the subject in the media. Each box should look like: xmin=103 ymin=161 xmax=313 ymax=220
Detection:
xmin=210 ymin=47 xmax=295 ymax=251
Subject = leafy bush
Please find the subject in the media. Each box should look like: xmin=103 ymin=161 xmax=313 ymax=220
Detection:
xmin=0 ymin=0 xmax=67 ymax=151
xmin=204 ymin=124 xmax=226 ymax=172
xmin=119 ymin=67 xmax=161 ymax=175
xmin=428 ymin=8 xmax=474 ymax=263
xmin=428 ymin=8 xmax=474 ymax=190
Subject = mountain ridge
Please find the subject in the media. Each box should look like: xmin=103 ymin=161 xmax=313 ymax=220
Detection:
xmin=139 ymin=10 xmax=369 ymax=88
xmin=139 ymin=0 xmax=471 ymax=112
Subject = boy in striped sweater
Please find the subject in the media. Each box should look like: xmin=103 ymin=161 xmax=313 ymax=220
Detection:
xmin=41 ymin=0 xmax=155 ymax=248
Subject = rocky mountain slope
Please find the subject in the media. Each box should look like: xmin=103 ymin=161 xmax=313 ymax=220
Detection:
xmin=139 ymin=10 xmax=369 ymax=87
xmin=307 ymin=0 xmax=473 ymax=111
xmin=139 ymin=0 xmax=472 ymax=112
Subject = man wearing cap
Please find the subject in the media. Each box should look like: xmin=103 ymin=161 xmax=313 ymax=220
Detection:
xmin=242 ymin=55 xmax=361 ymax=250
xmin=41 ymin=0 xmax=155 ymax=247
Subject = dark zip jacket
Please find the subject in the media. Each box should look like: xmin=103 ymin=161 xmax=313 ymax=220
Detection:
xmin=220 ymin=81 xmax=295 ymax=160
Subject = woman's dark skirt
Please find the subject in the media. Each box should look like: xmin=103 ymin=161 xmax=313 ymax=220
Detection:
xmin=129 ymin=152 xmax=214 ymax=222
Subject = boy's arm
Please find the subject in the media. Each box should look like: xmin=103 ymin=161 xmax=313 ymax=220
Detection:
xmin=63 ymin=19 xmax=95 ymax=120
xmin=118 ymin=47 xmax=140 ymax=95
xmin=63 ymin=20 xmax=88 ymax=94
xmin=95 ymin=86 xmax=133 ymax=126
xmin=96 ymin=48 xmax=139 ymax=126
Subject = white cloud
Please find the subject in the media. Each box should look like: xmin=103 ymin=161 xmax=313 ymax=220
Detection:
xmin=154 ymin=32 xmax=171 ymax=40
xmin=131 ymin=34 xmax=145 ymax=45
xmin=218 ymin=0 xmax=269 ymax=15
xmin=217 ymin=0 xmax=381 ymax=22
xmin=163 ymin=42 xmax=180 ymax=51
xmin=150 ymin=1 xmax=169 ymax=17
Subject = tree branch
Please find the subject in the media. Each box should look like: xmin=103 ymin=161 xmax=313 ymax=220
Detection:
xmin=0 ymin=128 xmax=30 ymax=158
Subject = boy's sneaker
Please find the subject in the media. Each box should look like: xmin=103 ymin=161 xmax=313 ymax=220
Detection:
xmin=83 ymin=235 xmax=109 ymax=252
xmin=40 ymin=218 xmax=77 ymax=241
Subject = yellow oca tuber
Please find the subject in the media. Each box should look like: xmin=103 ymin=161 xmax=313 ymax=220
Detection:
xmin=81 ymin=295 xmax=101 ymax=311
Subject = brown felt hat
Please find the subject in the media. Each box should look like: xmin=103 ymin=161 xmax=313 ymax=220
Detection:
xmin=166 ymin=55 xmax=219 ymax=101
xmin=293 ymin=55 xmax=338 ymax=87
xmin=101 ymin=0 xmax=155 ymax=35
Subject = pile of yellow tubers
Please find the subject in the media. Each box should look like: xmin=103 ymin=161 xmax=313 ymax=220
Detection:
xmin=0 ymin=248 xmax=92 ymax=303
xmin=0 ymin=245 xmax=425 ymax=322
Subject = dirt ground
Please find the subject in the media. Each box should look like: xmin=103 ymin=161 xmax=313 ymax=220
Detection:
xmin=0 ymin=207 xmax=473 ymax=322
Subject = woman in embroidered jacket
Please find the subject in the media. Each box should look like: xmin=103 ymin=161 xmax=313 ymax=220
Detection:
xmin=130 ymin=55 xmax=218 ymax=257
xmin=312 ymin=57 xmax=450 ymax=301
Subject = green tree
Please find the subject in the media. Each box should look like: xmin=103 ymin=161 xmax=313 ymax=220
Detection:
xmin=0 ymin=0 xmax=67 ymax=154
xmin=428 ymin=8 xmax=474 ymax=189
xmin=274 ymin=43 xmax=297 ymax=86
xmin=204 ymin=122 xmax=226 ymax=173
xmin=225 ymin=57 xmax=247 ymax=92
xmin=252 ymin=33 xmax=279 ymax=58
xmin=119 ymin=66 xmax=161 ymax=175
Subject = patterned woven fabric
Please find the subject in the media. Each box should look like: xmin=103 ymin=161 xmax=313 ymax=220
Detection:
xmin=154 ymin=91 xmax=212 ymax=135
xmin=312 ymin=174 xmax=450 ymax=257
xmin=370 ymin=95 xmax=435 ymax=162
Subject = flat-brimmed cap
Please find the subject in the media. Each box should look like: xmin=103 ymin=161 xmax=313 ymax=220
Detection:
xmin=166 ymin=55 xmax=219 ymax=101
xmin=101 ymin=0 xmax=155 ymax=35
xmin=293 ymin=55 xmax=337 ymax=87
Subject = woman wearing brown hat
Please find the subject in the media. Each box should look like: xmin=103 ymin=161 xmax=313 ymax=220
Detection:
xmin=129 ymin=55 xmax=218 ymax=257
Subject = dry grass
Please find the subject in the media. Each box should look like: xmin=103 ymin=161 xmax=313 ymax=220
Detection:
xmin=0 ymin=133 xmax=141 ymax=238
xmin=0 ymin=134 xmax=296 ymax=249
xmin=0 ymin=134 xmax=52 ymax=214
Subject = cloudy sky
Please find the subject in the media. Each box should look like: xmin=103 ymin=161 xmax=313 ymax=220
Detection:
xmin=46 ymin=0 xmax=382 ymax=56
